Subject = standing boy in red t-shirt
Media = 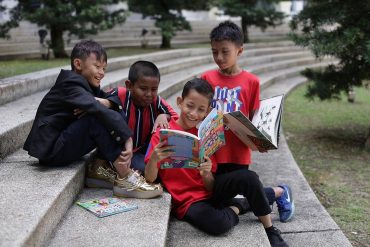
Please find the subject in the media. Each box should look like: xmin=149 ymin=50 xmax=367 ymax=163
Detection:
xmin=144 ymin=78 xmax=288 ymax=247
xmin=201 ymin=21 xmax=295 ymax=223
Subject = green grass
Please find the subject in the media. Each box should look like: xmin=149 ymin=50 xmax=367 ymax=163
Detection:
xmin=283 ymin=84 xmax=370 ymax=247
xmin=0 ymin=59 xmax=69 ymax=78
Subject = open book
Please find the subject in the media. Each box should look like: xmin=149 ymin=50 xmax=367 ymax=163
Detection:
xmin=159 ymin=108 xmax=225 ymax=168
xmin=76 ymin=197 xmax=138 ymax=218
xmin=224 ymin=94 xmax=284 ymax=151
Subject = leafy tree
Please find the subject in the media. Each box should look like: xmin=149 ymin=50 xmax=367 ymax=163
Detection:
xmin=1 ymin=0 xmax=128 ymax=58
xmin=290 ymin=0 xmax=370 ymax=148
xmin=0 ymin=0 xmax=21 ymax=38
xmin=127 ymin=0 xmax=209 ymax=48
xmin=217 ymin=0 xmax=285 ymax=42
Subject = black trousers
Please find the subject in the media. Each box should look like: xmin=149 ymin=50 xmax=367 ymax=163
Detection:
xmin=184 ymin=169 xmax=271 ymax=235
xmin=217 ymin=164 xmax=276 ymax=205
xmin=40 ymin=115 xmax=123 ymax=166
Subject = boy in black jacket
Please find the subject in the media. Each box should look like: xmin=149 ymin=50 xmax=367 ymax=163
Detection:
xmin=24 ymin=40 xmax=162 ymax=199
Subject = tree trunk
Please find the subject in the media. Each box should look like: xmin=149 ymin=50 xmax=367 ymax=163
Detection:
xmin=241 ymin=17 xmax=249 ymax=43
xmin=50 ymin=26 xmax=68 ymax=58
xmin=161 ymin=34 xmax=171 ymax=49
xmin=365 ymin=125 xmax=370 ymax=150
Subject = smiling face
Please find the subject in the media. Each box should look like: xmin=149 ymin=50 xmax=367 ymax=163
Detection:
xmin=211 ymin=40 xmax=243 ymax=75
xmin=176 ymin=89 xmax=210 ymax=130
xmin=73 ymin=53 xmax=106 ymax=88
xmin=125 ymin=75 xmax=160 ymax=107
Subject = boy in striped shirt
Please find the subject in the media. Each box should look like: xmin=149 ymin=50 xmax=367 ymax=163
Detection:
xmin=86 ymin=61 xmax=177 ymax=198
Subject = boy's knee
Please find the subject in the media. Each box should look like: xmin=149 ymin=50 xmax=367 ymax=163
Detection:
xmin=237 ymin=169 xmax=260 ymax=184
xmin=206 ymin=223 xmax=233 ymax=236
xmin=204 ymin=215 xmax=238 ymax=235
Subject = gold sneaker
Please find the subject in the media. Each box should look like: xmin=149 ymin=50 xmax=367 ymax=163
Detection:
xmin=113 ymin=170 xmax=163 ymax=199
xmin=85 ymin=158 xmax=116 ymax=189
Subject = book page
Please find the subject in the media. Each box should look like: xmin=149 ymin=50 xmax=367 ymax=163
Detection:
xmin=224 ymin=111 xmax=263 ymax=151
xmin=251 ymin=95 xmax=283 ymax=146
xmin=159 ymin=129 xmax=201 ymax=168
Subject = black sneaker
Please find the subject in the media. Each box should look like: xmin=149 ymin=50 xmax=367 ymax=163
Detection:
xmin=228 ymin=197 xmax=250 ymax=215
xmin=265 ymin=226 xmax=289 ymax=247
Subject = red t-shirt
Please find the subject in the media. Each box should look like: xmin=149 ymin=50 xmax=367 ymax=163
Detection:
xmin=144 ymin=118 xmax=216 ymax=219
xmin=201 ymin=69 xmax=260 ymax=165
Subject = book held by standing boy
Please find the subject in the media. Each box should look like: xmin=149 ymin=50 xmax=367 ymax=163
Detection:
xmin=159 ymin=108 xmax=225 ymax=168
xmin=224 ymin=94 xmax=284 ymax=151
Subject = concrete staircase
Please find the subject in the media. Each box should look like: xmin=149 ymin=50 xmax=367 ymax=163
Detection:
xmin=0 ymin=20 xmax=290 ymax=59
xmin=0 ymin=41 xmax=351 ymax=247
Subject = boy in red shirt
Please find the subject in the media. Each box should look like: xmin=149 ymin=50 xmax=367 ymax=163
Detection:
xmin=144 ymin=78 xmax=288 ymax=247
xmin=86 ymin=61 xmax=176 ymax=199
xmin=201 ymin=21 xmax=294 ymax=223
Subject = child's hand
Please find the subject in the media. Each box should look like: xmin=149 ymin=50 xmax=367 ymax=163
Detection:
xmin=116 ymin=150 xmax=131 ymax=170
xmin=152 ymin=114 xmax=170 ymax=133
xmin=198 ymin=156 xmax=212 ymax=177
xmin=121 ymin=137 xmax=133 ymax=166
xmin=73 ymin=108 xmax=86 ymax=118
xmin=258 ymin=146 xmax=268 ymax=153
xmin=150 ymin=141 xmax=174 ymax=163
xmin=223 ymin=116 xmax=230 ymax=130
xmin=95 ymin=97 xmax=112 ymax=108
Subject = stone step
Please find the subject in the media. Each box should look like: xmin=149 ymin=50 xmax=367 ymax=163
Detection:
xmin=158 ymin=52 xmax=320 ymax=100
xmin=167 ymin=215 xmax=269 ymax=247
xmin=248 ymin=56 xmax=319 ymax=75
xmin=48 ymin=189 xmax=171 ymax=247
xmin=0 ymin=149 xmax=85 ymax=247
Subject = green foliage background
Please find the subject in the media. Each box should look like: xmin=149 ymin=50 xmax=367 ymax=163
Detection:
xmin=290 ymin=0 xmax=370 ymax=100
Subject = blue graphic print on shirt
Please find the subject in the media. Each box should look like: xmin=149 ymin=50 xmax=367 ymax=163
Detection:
xmin=212 ymin=86 xmax=243 ymax=113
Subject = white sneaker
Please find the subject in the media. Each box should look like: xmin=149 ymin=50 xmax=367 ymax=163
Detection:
xmin=113 ymin=169 xmax=163 ymax=199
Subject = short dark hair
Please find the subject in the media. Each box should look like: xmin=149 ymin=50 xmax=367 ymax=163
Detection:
xmin=210 ymin=21 xmax=244 ymax=46
xmin=182 ymin=78 xmax=214 ymax=106
xmin=128 ymin=60 xmax=160 ymax=83
xmin=70 ymin=40 xmax=107 ymax=70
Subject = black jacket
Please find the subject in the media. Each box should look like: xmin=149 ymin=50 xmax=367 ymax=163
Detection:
xmin=24 ymin=69 xmax=132 ymax=160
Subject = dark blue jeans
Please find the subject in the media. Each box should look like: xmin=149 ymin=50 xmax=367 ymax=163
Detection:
xmin=40 ymin=115 xmax=123 ymax=166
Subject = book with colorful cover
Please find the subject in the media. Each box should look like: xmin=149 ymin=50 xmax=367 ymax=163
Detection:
xmin=76 ymin=197 xmax=138 ymax=218
xmin=159 ymin=108 xmax=225 ymax=168
xmin=224 ymin=94 xmax=284 ymax=151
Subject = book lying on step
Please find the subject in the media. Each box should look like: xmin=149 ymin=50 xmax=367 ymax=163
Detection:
xmin=224 ymin=94 xmax=284 ymax=151
xmin=76 ymin=197 xmax=138 ymax=218
xmin=159 ymin=108 xmax=225 ymax=168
